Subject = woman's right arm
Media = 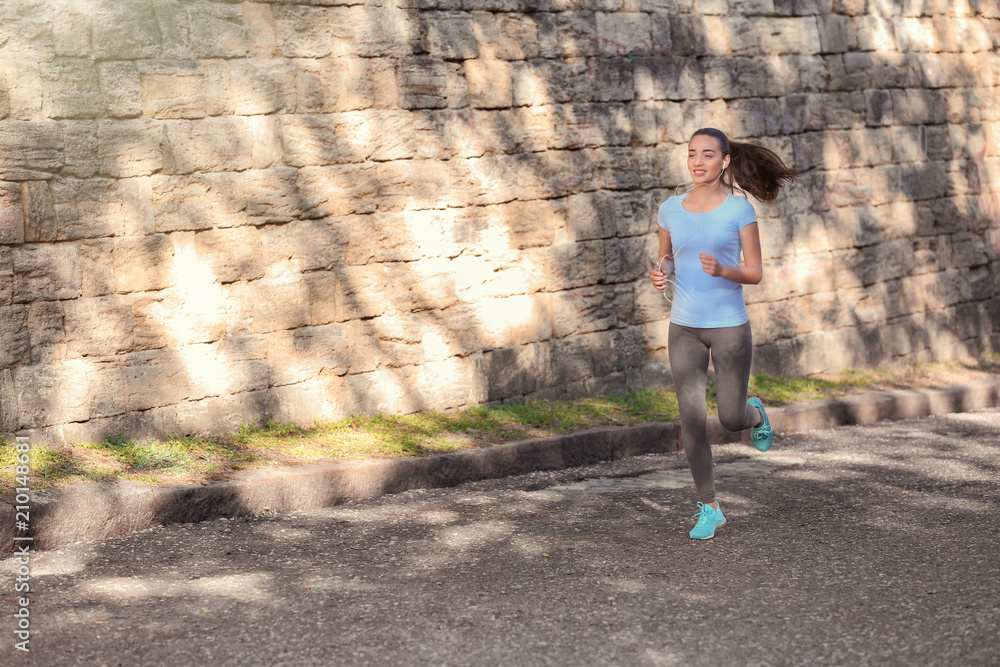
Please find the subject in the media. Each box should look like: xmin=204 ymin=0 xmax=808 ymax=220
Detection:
xmin=650 ymin=226 xmax=673 ymax=290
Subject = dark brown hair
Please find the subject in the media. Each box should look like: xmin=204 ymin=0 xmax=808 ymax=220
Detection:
xmin=691 ymin=128 xmax=798 ymax=204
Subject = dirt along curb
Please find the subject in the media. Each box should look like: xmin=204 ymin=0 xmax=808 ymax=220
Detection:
xmin=3 ymin=377 xmax=999 ymax=552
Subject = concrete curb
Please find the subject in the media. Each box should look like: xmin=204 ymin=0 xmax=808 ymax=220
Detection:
xmin=3 ymin=377 xmax=999 ymax=551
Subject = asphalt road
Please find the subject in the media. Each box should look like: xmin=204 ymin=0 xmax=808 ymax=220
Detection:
xmin=3 ymin=409 xmax=999 ymax=666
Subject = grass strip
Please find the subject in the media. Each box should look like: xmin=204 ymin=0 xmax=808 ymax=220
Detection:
xmin=1 ymin=356 xmax=996 ymax=492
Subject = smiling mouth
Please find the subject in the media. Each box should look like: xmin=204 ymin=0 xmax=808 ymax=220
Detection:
xmin=693 ymin=170 xmax=707 ymax=176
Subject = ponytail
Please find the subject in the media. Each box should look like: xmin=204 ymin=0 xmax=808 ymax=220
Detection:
xmin=691 ymin=128 xmax=798 ymax=204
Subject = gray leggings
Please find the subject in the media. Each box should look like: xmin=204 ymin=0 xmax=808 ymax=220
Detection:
xmin=668 ymin=321 xmax=762 ymax=505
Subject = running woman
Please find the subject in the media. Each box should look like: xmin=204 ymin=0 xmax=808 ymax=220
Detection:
xmin=649 ymin=128 xmax=797 ymax=540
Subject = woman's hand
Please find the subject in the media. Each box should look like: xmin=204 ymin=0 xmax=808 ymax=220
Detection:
xmin=699 ymin=253 xmax=724 ymax=277
xmin=650 ymin=267 xmax=667 ymax=291
xmin=651 ymin=256 xmax=674 ymax=290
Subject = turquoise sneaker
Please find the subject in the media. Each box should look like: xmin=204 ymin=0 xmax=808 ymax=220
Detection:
xmin=689 ymin=502 xmax=726 ymax=540
xmin=748 ymin=397 xmax=773 ymax=452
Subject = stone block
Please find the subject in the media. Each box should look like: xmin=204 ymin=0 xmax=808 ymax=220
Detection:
xmin=736 ymin=56 xmax=800 ymax=98
xmin=162 ymin=118 xmax=254 ymax=175
xmin=421 ymin=11 xmax=478 ymax=60
xmin=871 ymin=53 xmax=922 ymax=90
xmin=0 ymin=62 xmax=42 ymax=122
xmin=25 ymin=300 xmax=64 ymax=363
xmin=92 ymin=0 xmax=163 ymax=60
xmin=703 ymin=58 xmax=740 ymax=100
xmin=0 ymin=368 xmax=14 ymax=432
xmin=492 ymin=13 xmax=541 ymax=60
xmin=955 ymin=17 xmax=996 ymax=53
xmin=261 ymin=219 xmax=347 ymax=273
xmin=304 ymin=271 xmax=338 ymax=326
xmin=14 ymin=359 xmax=91 ymax=428
xmin=793 ymin=327 xmax=879 ymax=376
xmin=186 ymin=1 xmax=249 ymax=59
xmin=414 ymin=356 xmax=486 ymax=410
xmin=817 ymin=13 xmax=849 ymax=53
xmin=243 ymin=3 xmax=278 ymax=57
xmin=556 ymin=12 xmax=598 ymax=58
xmin=180 ymin=341 xmax=266 ymax=401
xmin=288 ymin=114 xmax=347 ymax=167
xmin=851 ymin=15 xmax=898 ymax=51
xmin=0 ymin=304 xmax=29 ymax=367
xmin=377 ymin=159 xmax=454 ymax=211
xmin=406 ymin=258 xmax=462 ymax=313
xmin=152 ymin=0 xmax=193 ymax=60
xmin=299 ymin=57 xmax=374 ymax=113
xmin=244 ymin=167 xmax=302 ymax=225
xmin=338 ymin=367 xmax=423 ymax=417
xmin=589 ymin=59 xmax=634 ymax=103
xmin=492 ymin=199 xmax=562 ymax=249
xmin=193 ymin=227 xmax=265 ymax=284
xmin=596 ymin=13 xmax=651 ymax=56
xmin=299 ymin=165 xmax=381 ymax=218
xmin=250 ymin=275 xmax=311 ymax=334
xmin=893 ymin=17 xmax=938 ymax=52
xmin=21 ymin=180 xmax=57 ymax=242
xmin=205 ymin=59 xmax=297 ymax=117
xmin=153 ymin=173 xmax=247 ymax=232
xmin=512 ymin=59 xmax=589 ymax=106
xmin=140 ymin=61 xmax=206 ymax=119
xmin=79 ymin=239 xmax=115 ymax=298
xmin=482 ymin=343 xmax=548 ymax=401
xmin=564 ymin=191 xmax=621 ymax=242
xmin=63 ymin=296 xmax=134 ymax=358
xmin=216 ymin=336 xmax=270 ymax=395
xmin=334 ymin=110 xmax=417 ymax=163
xmin=273 ymin=6 xmax=337 ymax=58
xmin=336 ymin=264 xmax=411 ymax=322
xmin=342 ymin=319 xmax=381 ymax=374
xmin=752 ymin=17 xmax=821 ymax=55
xmin=352 ymin=6 xmax=413 ymax=58
xmin=13 ymin=244 xmax=80 ymax=303
xmin=56 ymin=120 xmax=98 ymax=179
xmin=547 ymin=333 xmax=598 ymax=388
xmin=372 ymin=313 xmax=426 ymax=368
xmin=266 ymin=324 xmax=352 ymax=388
xmin=124 ymin=349 xmax=191 ymax=412
xmin=552 ymin=285 xmax=619 ymax=337
xmin=112 ymin=234 xmax=174 ymax=294
xmin=265 ymin=380 xmax=331 ymax=426
xmin=0 ymin=121 xmax=62 ymax=178
xmin=397 ymin=58 xmax=448 ymax=110
xmin=52 ymin=3 xmax=91 ymax=57
xmin=41 ymin=60 xmax=102 ymax=120
xmin=98 ymin=120 xmax=163 ymax=178
xmin=465 ymin=60 xmax=513 ymax=109
xmin=890 ymin=89 xmax=947 ymax=126
xmin=0 ymin=183 xmax=23 ymax=245
xmin=157 ymin=280 xmax=227 ymax=348
xmin=49 ymin=178 xmax=151 ymax=241
xmin=98 ymin=63 xmax=142 ymax=119
xmin=246 ymin=115 xmax=282 ymax=169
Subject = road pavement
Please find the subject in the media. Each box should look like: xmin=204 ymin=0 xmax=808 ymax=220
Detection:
xmin=3 ymin=409 xmax=999 ymax=666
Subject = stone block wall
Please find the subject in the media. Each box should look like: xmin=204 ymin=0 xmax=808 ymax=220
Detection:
xmin=0 ymin=0 xmax=998 ymax=444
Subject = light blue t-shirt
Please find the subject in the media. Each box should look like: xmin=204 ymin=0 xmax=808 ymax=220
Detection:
xmin=657 ymin=193 xmax=757 ymax=328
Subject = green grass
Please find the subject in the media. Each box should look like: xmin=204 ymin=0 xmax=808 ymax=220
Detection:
xmin=0 ymin=356 xmax=994 ymax=492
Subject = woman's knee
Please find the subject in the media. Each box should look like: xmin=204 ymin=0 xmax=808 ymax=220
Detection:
xmin=718 ymin=407 xmax=750 ymax=432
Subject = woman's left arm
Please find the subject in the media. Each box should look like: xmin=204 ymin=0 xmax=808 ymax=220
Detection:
xmin=698 ymin=222 xmax=763 ymax=285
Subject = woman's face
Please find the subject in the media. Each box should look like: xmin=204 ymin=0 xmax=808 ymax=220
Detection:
xmin=687 ymin=135 xmax=729 ymax=186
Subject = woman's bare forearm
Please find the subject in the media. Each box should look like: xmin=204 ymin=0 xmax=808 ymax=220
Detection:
xmin=717 ymin=263 xmax=762 ymax=285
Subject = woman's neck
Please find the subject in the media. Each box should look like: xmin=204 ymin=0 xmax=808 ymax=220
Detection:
xmin=686 ymin=183 xmax=727 ymax=202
